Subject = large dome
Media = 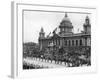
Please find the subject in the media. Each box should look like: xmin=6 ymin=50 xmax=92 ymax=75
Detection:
xmin=62 ymin=13 xmax=71 ymax=22
xmin=59 ymin=13 xmax=73 ymax=28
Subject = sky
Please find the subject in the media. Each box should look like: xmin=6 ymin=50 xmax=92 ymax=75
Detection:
xmin=23 ymin=10 xmax=91 ymax=43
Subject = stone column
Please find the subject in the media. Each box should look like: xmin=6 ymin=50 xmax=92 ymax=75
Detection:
xmin=62 ymin=38 xmax=64 ymax=46
xmin=82 ymin=38 xmax=85 ymax=46
xmin=67 ymin=40 xmax=69 ymax=46
xmin=70 ymin=40 xmax=72 ymax=46
xmin=74 ymin=40 xmax=76 ymax=46
xmin=78 ymin=39 xmax=80 ymax=46
xmin=60 ymin=39 xmax=62 ymax=47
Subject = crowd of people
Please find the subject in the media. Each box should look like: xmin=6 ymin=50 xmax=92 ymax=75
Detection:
xmin=23 ymin=43 xmax=91 ymax=68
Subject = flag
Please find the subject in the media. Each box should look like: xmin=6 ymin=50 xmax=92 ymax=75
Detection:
xmin=53 ymin=27 xmax=57 ymax=34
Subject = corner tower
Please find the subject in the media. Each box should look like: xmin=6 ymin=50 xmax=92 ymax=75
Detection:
xmin=83 ymin=16 xmax=91 ymax=34
xmin=39 ymin=27 xmax=45 ymax=39
xmin=38 ymin=27 xmax=45 ymax=50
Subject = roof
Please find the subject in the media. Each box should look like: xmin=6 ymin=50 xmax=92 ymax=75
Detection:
xmin=60 ymin=33 xmax=91 ymax=38
xmin=59 ymin=13 xmax=73 ymax=28
xmin=42 ymin=33 xmax=90 ymax=40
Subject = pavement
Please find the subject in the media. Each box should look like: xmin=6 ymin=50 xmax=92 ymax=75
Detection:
xmin=23 ymin=57 xmax=68 ymax=68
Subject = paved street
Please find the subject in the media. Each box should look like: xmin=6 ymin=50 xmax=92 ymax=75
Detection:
xmin=23 ymin=57 xmax=68 ymax=68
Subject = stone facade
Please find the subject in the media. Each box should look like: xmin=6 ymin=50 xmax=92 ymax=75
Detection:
xmin=38 ymin=13 xmax=91 ymax=52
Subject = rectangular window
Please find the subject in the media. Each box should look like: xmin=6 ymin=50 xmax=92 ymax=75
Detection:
xmin=80 ymin=39 xmax=82 ymax=46
xmin=65 ymin=40 xmax=67 ymax=46
xmin=69 ymin=40 xmax=70 ymax=46
xmin=72 ymin=40 xmax=74 ymax=46
xmin=76 ymin=40 xmax=78 ymax=46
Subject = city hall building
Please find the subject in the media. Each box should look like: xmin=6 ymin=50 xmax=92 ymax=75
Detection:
xmin=38 ymin=13 xmax=91 ymax=53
